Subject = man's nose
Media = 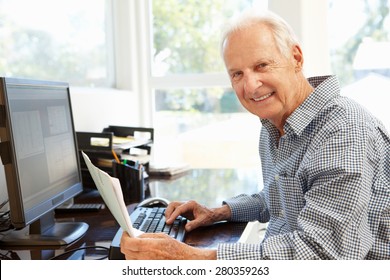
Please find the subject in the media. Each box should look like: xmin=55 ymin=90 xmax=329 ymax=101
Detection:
xmin=243 ymin=73 xmax=263 ymax=95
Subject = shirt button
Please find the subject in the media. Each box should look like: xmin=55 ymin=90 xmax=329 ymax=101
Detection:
xmin=275 ymin=174 xmax=279 ymax=181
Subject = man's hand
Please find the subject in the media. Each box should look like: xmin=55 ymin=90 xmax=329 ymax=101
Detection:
xmin=120 ymin=232 xmax=217 ymax=260
xmin=165 ymin=200 xmax=232 ymax=231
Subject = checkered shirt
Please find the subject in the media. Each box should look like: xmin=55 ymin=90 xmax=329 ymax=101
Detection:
xmin=218 ymin=75 xmax=390 ymax=259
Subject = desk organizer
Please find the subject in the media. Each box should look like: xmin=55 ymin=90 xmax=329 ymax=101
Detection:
xmin=77 ymin=126 xmax=153 ymax=190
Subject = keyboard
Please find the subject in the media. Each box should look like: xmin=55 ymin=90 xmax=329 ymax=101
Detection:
xmin=133 ymin=207 xmax=186 ymax=237
xmin=109 ymin=206 xmax=187 ymax=260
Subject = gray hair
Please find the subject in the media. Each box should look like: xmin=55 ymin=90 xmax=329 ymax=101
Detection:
xmin=220 ymin=10 xmax=300 ymax=58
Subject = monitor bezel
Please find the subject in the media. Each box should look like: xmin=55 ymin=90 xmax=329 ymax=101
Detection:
xmin=0 ymin=77 xmax=84 ymax=233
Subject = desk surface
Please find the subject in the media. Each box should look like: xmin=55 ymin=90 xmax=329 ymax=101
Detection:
xmin=0 ymin=168 xmax=260 ymax=260
xmin=149 ymin=168 xmax=262 ymax=207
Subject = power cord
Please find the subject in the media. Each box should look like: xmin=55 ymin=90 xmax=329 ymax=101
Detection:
xmin=0 ymin=210 xmax=12 ymax=232
xmin=0 ymin=199 xmax=12 ymax=232
xmin=49 ymin=245 xmax=110 ymax=260
xmin=0 ymin=250 xmax=20 ymax=260
xmin=0 ymin=200 xmax=109 ymax=260
xmin=0 ymin=199 xmax=8 ymax=210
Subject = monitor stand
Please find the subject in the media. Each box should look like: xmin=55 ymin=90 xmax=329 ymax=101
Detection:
xmin=0 ymin=211 xmax=88 ymax=249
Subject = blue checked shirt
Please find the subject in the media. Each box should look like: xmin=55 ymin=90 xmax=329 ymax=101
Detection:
xmin=219 ymin=75 xmax=390 ymax=259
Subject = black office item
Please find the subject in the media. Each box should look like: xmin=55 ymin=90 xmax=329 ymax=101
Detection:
xmin=109 ymin=206 xmax=187 ymax=260
xmin=112 ymin=161 xmax=145 ymax=204
xmin=76 ymin=126 xmax=153 ymax=189
xmin=102 ymin=125 xmax=154 ymax=155
xmin=76 ymin=131 xmax=115 ymax=189
xmin=0 ymin=77 xmax=88 ymax=248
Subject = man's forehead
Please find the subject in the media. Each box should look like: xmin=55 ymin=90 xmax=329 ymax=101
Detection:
xmin=224 ymin=23 xmax=274 ymax=49
xmin=223 ymin=25 xmax=277 ymax=59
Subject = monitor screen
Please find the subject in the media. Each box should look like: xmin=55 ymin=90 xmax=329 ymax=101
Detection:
xmin=0 ymin=77 xmax=88 ymax=248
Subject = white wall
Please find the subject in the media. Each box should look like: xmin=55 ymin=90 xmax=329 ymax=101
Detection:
xmin=70 ymin=87 xmax=140 ymax=132
xmin=269 ymin=0 xmax=332 ymax=76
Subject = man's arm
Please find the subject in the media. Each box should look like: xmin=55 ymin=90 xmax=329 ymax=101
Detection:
xmin=121 ymin=232 xmax=218 ymax=260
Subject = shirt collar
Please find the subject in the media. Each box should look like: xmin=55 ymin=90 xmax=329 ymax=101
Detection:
xmin=261 ymin=75 xmax=341 ymax=136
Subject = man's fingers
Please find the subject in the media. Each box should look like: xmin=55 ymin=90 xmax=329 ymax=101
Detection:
xmin=165 ymin=201 xmax=183 ymax=219
xmin=165 ymin=201 xmax=195 ymax=223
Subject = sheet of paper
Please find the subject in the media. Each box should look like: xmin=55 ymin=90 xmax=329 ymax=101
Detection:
xmin=238 ymin=221 xmax=267 ymax=244
xmin=81 ymin=151 xmax=143 ymax=237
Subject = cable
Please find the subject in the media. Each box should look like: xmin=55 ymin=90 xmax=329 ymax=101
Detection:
xmin=0 ymin=251 xmax=12 ymax=260
xmin=0 ymin=211 xmax=9 ymax=219
xmin=0 ymin=199 xmax=8 ymax=210
xmin=0 ymin=211 xmax=12 ymax=232
xmin=0 ymin=210 xmax=10 ymax=219
xmin=49 ymin=245 xmax=109 ymax=260
xmin=0 ymin=200 xmax=11 ymax=231
xmin=0 ymin=250 xmax=20 ymax=260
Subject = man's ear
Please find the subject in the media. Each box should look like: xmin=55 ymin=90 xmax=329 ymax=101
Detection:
xmin=292 ymin=44 xmax=304 ymax=72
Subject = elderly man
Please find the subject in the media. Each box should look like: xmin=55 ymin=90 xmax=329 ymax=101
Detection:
xmin=120 ymin=10 xmax=390 ymax=260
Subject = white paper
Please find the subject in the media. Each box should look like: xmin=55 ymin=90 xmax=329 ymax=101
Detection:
xmin=81 ymin=151 xmax=143 ymax=237
xmin=238 ymin=221 xmax=267 ymax=244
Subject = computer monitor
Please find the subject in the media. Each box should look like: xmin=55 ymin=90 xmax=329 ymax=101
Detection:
xmin=0 ymin=77 xmax=88 ymax=248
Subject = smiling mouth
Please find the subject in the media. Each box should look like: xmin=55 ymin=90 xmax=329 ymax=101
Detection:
xmin=252 ymin=92 xmax=274 ymax=102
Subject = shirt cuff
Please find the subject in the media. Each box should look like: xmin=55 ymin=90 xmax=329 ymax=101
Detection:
xmin=217 ymin=242 xmax=264 ymax=260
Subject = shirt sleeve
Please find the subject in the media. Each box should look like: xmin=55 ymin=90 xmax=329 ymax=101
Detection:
xmin=223 ymin=192 xmax=269 ymax=223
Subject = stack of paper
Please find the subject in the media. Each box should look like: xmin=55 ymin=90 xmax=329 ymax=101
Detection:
xmin=149 ymin=162 xmax=191 ymax=177
xmin=112 ymin=136 xmax=151 ymax=150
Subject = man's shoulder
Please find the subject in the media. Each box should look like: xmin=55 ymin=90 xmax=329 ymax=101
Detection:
xmin=330 ymin=95 xmax=380 ymax=127
xmin=312 ymin=95 xmax=389 ymax=148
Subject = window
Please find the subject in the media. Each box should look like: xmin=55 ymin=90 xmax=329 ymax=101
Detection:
xmin=150 ymin=0 xmax=268 ymax=168
xmin=0 ymin=0 xmax=270 ymax=169
xmin=327 ymin=0 xmax=390 ymax=130
xmin=0 ymin=0 xmax=112 ymax=87
xmin=328 ymin=0 xmax=390 ymax=86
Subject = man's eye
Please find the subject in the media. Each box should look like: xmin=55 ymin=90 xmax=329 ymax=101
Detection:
xmin=231 ymin=72 xmax=242 ymax=80
xmin=256 ymin=63 xmax=268 ymax=70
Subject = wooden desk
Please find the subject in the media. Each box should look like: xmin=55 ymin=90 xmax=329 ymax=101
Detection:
xmin=149 ymin=168 xmax=262 ymax=207
xmin=0 ymin=168 xmax=260 ymax=260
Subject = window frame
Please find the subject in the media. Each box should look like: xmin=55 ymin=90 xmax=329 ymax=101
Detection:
xmin=113 ymin=0 xmax=329 ymax=127
xmin=112 ymin=0 xmax=233 ymax=127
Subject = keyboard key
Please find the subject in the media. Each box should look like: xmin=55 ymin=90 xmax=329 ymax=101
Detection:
xmin=130 ymin=207 xmax=187 ymax=241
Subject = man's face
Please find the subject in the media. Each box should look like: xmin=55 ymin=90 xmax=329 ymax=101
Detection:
xmin=223 ymin=23 xmax=303 ymax=128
